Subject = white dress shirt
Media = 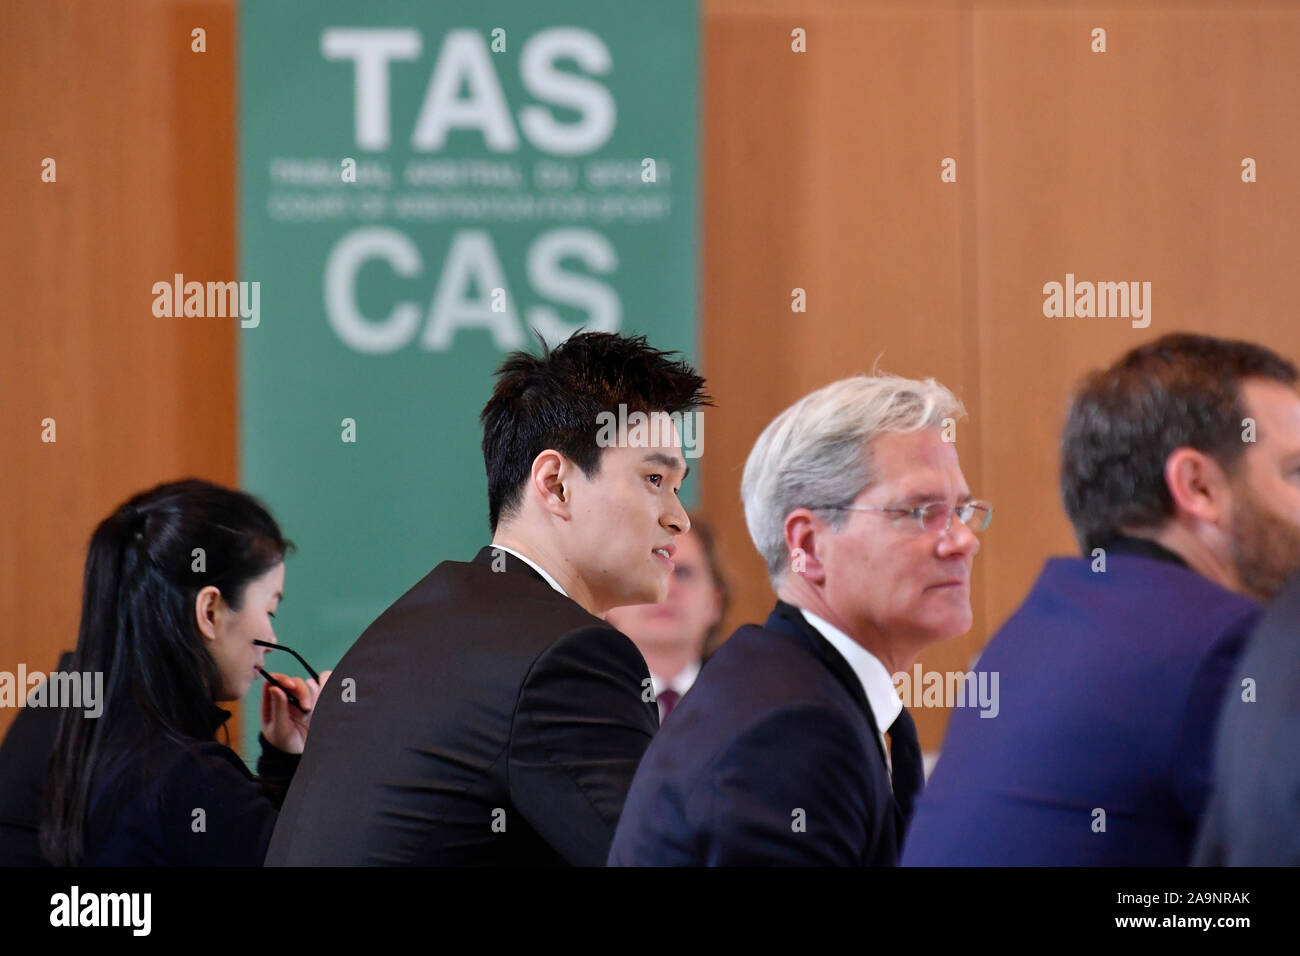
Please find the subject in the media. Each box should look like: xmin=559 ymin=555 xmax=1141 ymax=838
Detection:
xmin=650 ymin=660 xmax=701 ymax=721
xmin=489 ymin=545 xmax=569 ymax=597
xmin=798 ymin=608 xmax=902 ymax=776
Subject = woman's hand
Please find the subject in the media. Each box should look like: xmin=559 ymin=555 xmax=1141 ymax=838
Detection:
xmin=260 ymin=670 xmax=332 ymax=754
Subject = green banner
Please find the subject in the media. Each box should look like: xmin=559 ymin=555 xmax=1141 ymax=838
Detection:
xmin=237 ymin=0 xmax=699 ymax=757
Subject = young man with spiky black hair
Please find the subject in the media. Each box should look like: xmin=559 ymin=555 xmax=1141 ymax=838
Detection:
xmin=267 ymin=332 xmax=709 ymax=866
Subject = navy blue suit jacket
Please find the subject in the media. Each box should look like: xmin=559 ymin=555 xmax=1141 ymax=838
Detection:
xmin=902 ymin=548 xmax=1260 ymax=866
xmin=608 ymin=601 xmax=902 ymax=866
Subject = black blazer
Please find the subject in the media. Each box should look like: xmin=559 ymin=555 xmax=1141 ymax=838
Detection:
xmin=84 ymin=706 xmax=298 ymax=866
xmin=1194 ymin=570 xmax=1300 ymax=865
xmin=608 ymin=601 xmax=901 ymax=866
xmin=0 ymin=654 xmax=295 ymax=867
xmin=265 ymin=547 xmax=658 ymax=866
xmin=0 ymin=652 xmax=73 ymax=865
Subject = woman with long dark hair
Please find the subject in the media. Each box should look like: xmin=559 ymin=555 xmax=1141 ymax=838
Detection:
xmin=41 ymin=478 xmax=328 ymax=865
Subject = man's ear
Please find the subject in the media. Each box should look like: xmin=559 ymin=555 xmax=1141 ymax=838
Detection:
xmin=194 ymin=585 xmax=222 ymax=642
xmin=531 ymin=449 xmax=573 ymax=519
xmin=783 ymin=508 xmax=829 ymax=585
xmin=1164 ymin=447 xmax=1232 ymax=527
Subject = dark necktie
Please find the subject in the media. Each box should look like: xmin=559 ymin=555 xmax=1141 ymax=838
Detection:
xmin=656 ymin=688 xmax=680 ymax=723
xmin=887 ymin=707 xmax=924 ymax=829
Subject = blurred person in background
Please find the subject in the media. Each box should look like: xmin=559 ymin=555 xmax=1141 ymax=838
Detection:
xmin=606 ymin=516 xmax=729 ymax=723
xmin=40 ymin=479 xmax=327 ymax=866
xmin=904 ymin=334 xmax=1300 ymax=866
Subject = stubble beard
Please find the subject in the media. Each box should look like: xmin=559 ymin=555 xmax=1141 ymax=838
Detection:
xmin=1229 ymin=482 xmax=1300 ymax=601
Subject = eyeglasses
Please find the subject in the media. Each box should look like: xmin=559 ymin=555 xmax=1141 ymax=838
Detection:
xmin=817 ymin=500 xmax=993 ymax=535
xmin=253 ymin=639 xmax=320 ymax=712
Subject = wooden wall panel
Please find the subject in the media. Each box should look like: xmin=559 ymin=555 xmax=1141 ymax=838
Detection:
xmin=0 ymin=0 xmax=239 ymax=743
xmin=971 ymin=5 xmax=1300 ymax=655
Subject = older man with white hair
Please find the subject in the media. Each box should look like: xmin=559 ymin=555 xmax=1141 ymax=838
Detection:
xmin=608 ymin=374 xmax=990 ymax=865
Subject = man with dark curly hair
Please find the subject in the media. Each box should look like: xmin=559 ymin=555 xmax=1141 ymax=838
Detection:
xmin=905 ymin=333 xmax=1300 ymax=866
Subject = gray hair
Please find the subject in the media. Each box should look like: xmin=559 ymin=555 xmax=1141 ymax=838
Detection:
xmin=740 ymin=374 xmax=966 ymax=585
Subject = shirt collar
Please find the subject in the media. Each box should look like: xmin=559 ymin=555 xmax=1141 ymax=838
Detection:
xmin=797 ymin=608 xmax=902 ymax=739
xmin=650 ymin=659 xmax=701 ymax=697
xmin=490 ymin=545 xmax=569 ymax=597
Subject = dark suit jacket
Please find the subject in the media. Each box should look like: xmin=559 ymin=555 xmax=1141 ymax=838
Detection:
xmin=265 ymin=547 xmax=658 ymax=865
xmin=85 ymin=706 xmax=298 ymax=866
xmin=1194 ymin=570 xmax=1300 ymax=866
xmin=902 ymin=545 xmax=1260 ymax=866
xmin=608 ymin=601 xmax=901 ymax=866
xmin=0 ymin=652 xmax=73 ymax=865
xmin=0 ymin=652 xmax=296 ymax=866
